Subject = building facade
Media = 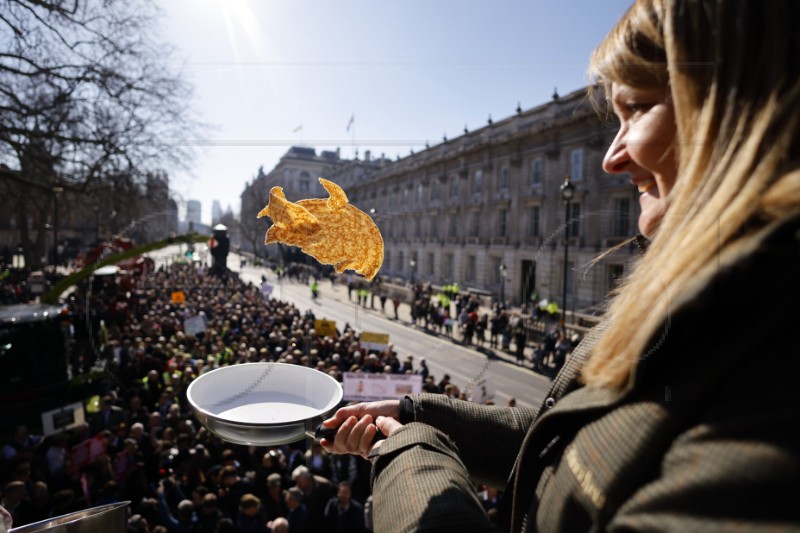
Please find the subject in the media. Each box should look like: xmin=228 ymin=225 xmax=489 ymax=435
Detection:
xmin=239 ymin=147 xmax=348 ymax=258
xmin=240 ymin=88 xmax=640 ymax=312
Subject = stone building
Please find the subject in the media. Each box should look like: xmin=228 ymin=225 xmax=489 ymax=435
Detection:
xmin=241 ymin=87 xmax=641 ymax=312
xmin=239 ymin=146 xmax=348 ymax=259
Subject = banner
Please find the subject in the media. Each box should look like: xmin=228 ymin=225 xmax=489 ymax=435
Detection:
xmin=359 ymin=331 xmax=389 ymax=352
xmin=343 ymin=372 xmax=422 ymax=401
xmin=41 ymin=402 xmax=85 ymax=437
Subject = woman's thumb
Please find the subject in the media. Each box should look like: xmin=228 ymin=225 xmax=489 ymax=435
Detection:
xmin=375 ymin=416 xmax=402 ymax=437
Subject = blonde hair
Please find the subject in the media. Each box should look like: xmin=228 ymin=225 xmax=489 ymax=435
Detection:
xmin=583 ymin=0 xmax=800 ymax=390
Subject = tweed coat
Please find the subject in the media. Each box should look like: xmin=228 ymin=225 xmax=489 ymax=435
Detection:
xmin=368 ymin=216 xmax=800 ymax=532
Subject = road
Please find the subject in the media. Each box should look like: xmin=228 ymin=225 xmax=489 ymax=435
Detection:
xmin=150 ymin=246 xmax=552 ymax=410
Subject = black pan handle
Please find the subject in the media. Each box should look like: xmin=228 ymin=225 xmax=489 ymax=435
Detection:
xmin=314 ymin=424 xmax=386 ymax=443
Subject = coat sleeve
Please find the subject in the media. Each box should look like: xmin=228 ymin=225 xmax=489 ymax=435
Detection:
xmin=409 ymin=393 xmax=537 ymax=487
xmin=369 ymin=423 xmax=502 ymax=533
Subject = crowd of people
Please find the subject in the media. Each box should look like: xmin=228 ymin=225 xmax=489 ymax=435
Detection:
xmin=1 ymin=261 xmax=514 ymax=532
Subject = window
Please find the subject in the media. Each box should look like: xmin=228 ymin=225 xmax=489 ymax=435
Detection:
xmin=497 ymin=208 xmax=508 ymax=237
xmin=430 ymin=216 xmax=438 ymax=238
xmin=613 ymin=197 xmax=630 ymax=236
xmin=570 ymin=149 xmax=583 ymax=181
xmin=492 ymin=257 xmax=504 ymax=284
xmin=499 ymin=166 xmax=509 ymax=191
xmin=397 ymin=251 xmax=404 ymax=273
xmin=414 ymin=218 xmax=421 ymax=238
xmin=431 ymin=180 xmax=440 ymax=200
xmin=531 ymin=158 xmax=543 ymax=185
xmin=450 ymin=177 xmax=459 ymax=198
xmin=444 ymin=254 xmax=454 ymax=280
xmin=299 ymin=171 xmax=311 ymax=192
xmin=563 ymin=260 xmax=576 ymax=298
xmin=427 ymin=253 xmax=435 ymax=277
xmin=469 ymin=211 xmax=480 ymax=237
xmin=567 ymin=202 xmax=581 ymax=237
xmin=403 ymin=188 xmax=409 ymax=204
xmin=399 ymin=218 xmax=406 ymax=238
xmin=528 ymin=205 xmax=540 ymax=237
xmin=417 ymin=183 xmax=425 ymax=204
xmin=474 ymin=169 xmax=483 ymax=194
xmin=449 ymin=215 xmax=459 ymax=237
xmin=465 ymin=255 xmax=476 ymax=282
xmin=607 ymin=264 xmax=625 ymax=291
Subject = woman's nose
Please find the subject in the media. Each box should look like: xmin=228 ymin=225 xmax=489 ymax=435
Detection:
xmin=602 ymin=128 xmax=630 ymax=174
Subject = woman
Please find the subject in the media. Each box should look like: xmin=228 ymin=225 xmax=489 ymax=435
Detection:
xmin=322 ymin=1 xmax=800 ymax=531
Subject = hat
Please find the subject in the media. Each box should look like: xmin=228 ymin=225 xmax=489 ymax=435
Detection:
xmin=267 ymin=473 xmax=282 ymax=486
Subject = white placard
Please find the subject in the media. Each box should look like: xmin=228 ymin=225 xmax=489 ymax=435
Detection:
xmin=184 ymin=315 xmax=207 ymax=337
xmin=343 ymin=372 xmax=422 ymax=401
xmin=467 ymin=377 xmax=495 ymax=404
xmin=41 ymin=402 xmax=85 ymax=437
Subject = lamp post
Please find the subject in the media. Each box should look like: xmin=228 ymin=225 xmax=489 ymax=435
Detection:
xmin=560 ymin=175 xmax=575 ymax=331
xmin=499 ymin=263 xmax=507 ymax=308
xmin=409 ymin=258 xmax=416 ymax=284
xmin=52 ymin=184 xmax=64 ymax=269
xmin=93 ymin=204 xmax=100 ymax=244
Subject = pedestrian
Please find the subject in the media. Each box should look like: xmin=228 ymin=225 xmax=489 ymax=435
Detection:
xmin=322 ymin=1 xmax=800 ymax=529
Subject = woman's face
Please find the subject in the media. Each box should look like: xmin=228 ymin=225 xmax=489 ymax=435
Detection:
xmin=603 ymin=83 xmax=678 ymax=237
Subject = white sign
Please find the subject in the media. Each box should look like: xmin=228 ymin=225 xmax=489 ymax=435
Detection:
xmin=466 ymin=377 xmax=495 ymax=404
xmin=184 ymin=315 xmax=207 ymax=337
xmin=41 ymin=402 xmax=85 ymax=437
xmin=343 ymin=372 xmax=423 ymax=402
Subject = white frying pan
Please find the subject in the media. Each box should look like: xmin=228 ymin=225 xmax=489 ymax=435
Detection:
xmin=187 ymin=362 xmax=343 ymax=446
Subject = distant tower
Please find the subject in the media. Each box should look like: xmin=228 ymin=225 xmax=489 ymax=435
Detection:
xmin=211 ymin=200 xmax=223 ymax=224
xmin=186 ymin=200 xmax=202 ymax=226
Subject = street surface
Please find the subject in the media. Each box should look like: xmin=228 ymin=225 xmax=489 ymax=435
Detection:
xmin=150 ymin=246 xmax=552 ymax=410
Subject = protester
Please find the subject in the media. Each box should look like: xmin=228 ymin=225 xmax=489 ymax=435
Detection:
xmin=322 ymin=1 xmax=800 ymax=530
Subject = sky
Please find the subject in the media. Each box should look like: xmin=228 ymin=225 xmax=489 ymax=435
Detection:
xmin=159 ymin=0 xmax=633 ymax=225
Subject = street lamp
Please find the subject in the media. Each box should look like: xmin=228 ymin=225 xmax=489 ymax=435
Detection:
xmin=409 ymin=258 xmax=417 ymax=284
xmin=499 ymin=263 xmax=507 ymax=308
xmin=560 ymin=175 xmax=575 ymax=330
xmin=52 ymin=185 xmax=64 ymax=269
xmin=93 ymin=204 xmax=100 ymax=244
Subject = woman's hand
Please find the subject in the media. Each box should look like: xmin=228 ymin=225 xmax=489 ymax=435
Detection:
xmin=320 ymin=400 xmax=404 ymax=459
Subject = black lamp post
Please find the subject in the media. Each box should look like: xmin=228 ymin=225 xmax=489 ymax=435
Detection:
xmin=560 ymin=175 xmax=575 ymax=330
xmin=409 ymin=258 xmax=416 ymax=284
xmin=52 ymin=184 xmax=64 ymax=269
xmin=499 ymin=263 xmax=507 ymax=308
xmin=93 ymin=204 xmax=100 ymax=244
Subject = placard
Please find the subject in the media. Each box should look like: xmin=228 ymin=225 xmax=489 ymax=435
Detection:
xmin=70 ymin=435 xmax=106 ymax=471
xmin=171 ymin=291 xmax=186 ymax=304
xmin=184 ymin=315 xmax=206 ymax=337
xmin=41 ymin=402 xmax=85 ymax=437
xmin=343 ymin=372 xmax=422 ymax=401
xmin=467 ymin=377 xmax=495 ymax=404
xmin=314 ymin=319 xmax=337 ymax=337
xmin=359 ymin=332 xmax=389 ymax=352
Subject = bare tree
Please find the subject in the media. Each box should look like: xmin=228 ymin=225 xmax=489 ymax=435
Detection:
xmin=0 ymin=0 xmax=202 ymax=267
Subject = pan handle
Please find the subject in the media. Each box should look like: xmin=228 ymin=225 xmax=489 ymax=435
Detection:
xmin=313 ymin=424 xmax=386 ymax=443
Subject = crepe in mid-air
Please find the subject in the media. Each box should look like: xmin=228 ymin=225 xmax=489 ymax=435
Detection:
xmin=257 ymin=178 xmax=384 ymax=280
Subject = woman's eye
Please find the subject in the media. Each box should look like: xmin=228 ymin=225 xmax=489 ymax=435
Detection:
xmin=625 ymin=103 xmax=653 ymax=115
